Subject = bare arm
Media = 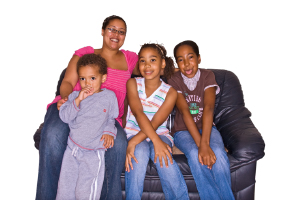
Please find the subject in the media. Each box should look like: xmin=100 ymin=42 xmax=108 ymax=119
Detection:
xmin=122 ymin=96 xmax=128 ymax=128
xmin=175 ymin=89 xmax=217 ymax=169
xmin=129 ymin=87 xmax=177 ymax=145
xmin=126 ymin=78 xmax=160 ymax=141
xmin=199 ymin=87 xmax=217 ymax=168
xmin=201 ymin=87 xmax=216 ymax=146
xmin=175 ymin=93 xmax=202 ymax=147
xmin=57 ymin=55 xmax=80 ymax=110
xmin=125 ymin=79 xmax=177 ymax=171
xmin=132 ymin=62 xmax=141 ymax=76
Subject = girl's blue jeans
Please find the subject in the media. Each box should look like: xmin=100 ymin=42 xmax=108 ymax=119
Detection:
xmin=173 ymin=127 xmax=235 ymax=200
xmin=125 ymin=135 xmax=189 ymax=200
xmin=35 ymin=103 xmax=127 ymax=200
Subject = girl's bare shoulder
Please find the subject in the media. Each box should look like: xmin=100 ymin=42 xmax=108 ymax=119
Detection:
xmin=167 ymin=86 xmax=177 ymax=98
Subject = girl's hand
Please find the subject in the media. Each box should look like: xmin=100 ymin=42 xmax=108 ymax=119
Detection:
xmin=57 ymin=97 xmax=68 ymax=110
xmin=100 ymin=134 xmax=114 ymax=149
xmin=125 ymin=141 xmax=138 ymax=172
xmin=198 ymin=144 xmax=216 ymax=170
xmin=153 ymin=139 xmax=173 ymax=168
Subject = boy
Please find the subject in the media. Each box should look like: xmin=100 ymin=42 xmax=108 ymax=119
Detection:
xmin=56 ymin=54 xmax=118 ymax=200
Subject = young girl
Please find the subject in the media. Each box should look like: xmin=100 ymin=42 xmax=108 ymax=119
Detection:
xmin=168 ymin=40 xmax=235 ymax=200
xmin=56 ymin=54 xmax=118 ymax=200
xmin=124 ymin=44 xmax=189 ymax=200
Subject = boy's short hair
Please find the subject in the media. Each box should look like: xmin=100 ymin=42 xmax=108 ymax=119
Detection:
xmin=77 ymin=54 xmax=107 ymax=75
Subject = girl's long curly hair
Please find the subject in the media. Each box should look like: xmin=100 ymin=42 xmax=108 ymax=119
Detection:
xmin=138 ymin=43 xmax=175 ymax=79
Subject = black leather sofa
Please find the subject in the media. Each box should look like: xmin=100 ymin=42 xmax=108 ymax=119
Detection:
xmin=34 ymin=68 xmax=265 ymax=200
xmin=120 ymin=69 xmax=265 ymax=200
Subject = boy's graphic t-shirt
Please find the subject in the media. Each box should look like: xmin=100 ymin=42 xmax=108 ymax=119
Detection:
xmin=167 ymin=69 xmax=220 ymax=135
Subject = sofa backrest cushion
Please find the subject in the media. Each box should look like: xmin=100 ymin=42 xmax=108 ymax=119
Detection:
xmin=210 ymin=69 xmax=251 ymax=130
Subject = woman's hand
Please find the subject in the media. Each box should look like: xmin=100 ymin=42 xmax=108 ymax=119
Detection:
xmin=125 ymin=141 xmax=138 ymax=172
xmin=101 ymin=134 xmax=114 ymax=149
xmin=57 ymin=97 xmax=68 ymax=110
xmin=153 ymin=138 xmax=173 ymax=168
xmin=198 ymin=143 xmax=216 ymax=170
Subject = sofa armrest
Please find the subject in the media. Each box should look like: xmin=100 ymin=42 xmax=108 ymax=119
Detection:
xmin=217 ymin=114 xmax=265 ymax=172
xmin=55 ymin=68 xmax=67 ymax=96
xmin=209 ymin=69 xmax=265 ymax=171
xmin=33 ymin=123 xmax=44 ymax=150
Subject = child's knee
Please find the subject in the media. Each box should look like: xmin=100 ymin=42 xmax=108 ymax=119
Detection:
xmin=185 ymin=147 xmax=199 ymax=163
xmin=211 ymin=144 xmax=227 ymax=158
xmin=152 ymin=154 xmax=174 ymax=169
xmin=134 ymin=144 xmax=150 ymax=161
xmin=211 ymin=147 xmax=230 ymax=169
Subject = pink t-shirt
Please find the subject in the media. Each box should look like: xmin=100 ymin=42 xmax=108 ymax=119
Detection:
xmin=47 ymin=46 xmax=138 ymax=126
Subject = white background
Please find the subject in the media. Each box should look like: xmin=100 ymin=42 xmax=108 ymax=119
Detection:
xmin=1 ymin=0 xmax=299 ymax=199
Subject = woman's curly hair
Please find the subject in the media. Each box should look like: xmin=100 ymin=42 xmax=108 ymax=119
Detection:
xmin=77 ymin=54 xmax=107 ymax=75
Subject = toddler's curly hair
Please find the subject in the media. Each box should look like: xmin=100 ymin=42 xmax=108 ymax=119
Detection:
xmin=77 ymin=54 xmax=107 ymax=75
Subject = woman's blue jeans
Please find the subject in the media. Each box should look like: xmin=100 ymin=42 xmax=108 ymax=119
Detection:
xmin=125 ymin=135 xmax=189 ymax=200
xmin=36 ymin=103 xmax=127 ymax=200
xmin=174 ymin=127 xmax=234 ymax=200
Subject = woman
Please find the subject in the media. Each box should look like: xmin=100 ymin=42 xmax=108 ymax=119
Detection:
xmin=36 ymin=15 xmax=139 ymax=200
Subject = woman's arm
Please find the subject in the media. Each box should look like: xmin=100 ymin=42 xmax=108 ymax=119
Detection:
xmin=132 ymin=62 xmax=141 ymax=75
xmin=122 ymin=96 xmax=128 ymax=128
xmin=57 ymin=55 xmax=80 ymax=110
